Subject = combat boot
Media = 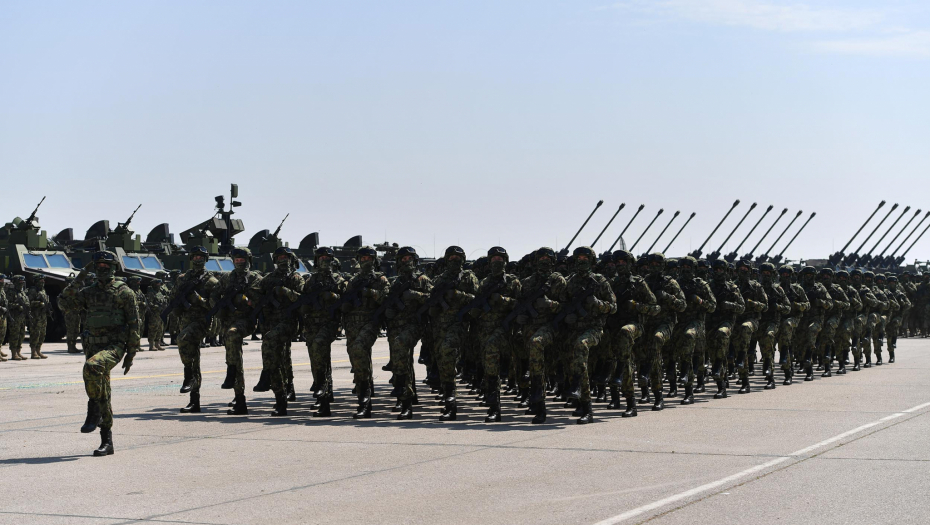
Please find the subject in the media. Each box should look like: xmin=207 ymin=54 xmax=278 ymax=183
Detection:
xmin=439 ymin=384 xmax=457 ymax=422
xmin=221 ymin=365 xmax=236 ymax=389
xmin=531 ymin=400 xmax=547 ymax=424
xmin=30 ymin=348 xmax=40 ymax=359
xmin=180 ymin=391 xmax=201 ymax=413
xmin=287 ymin=381 xmax=297 ymax=401
xmin=170 ymin=335 xmax=177 ymax=345
xmin=576 ymin=401 xmax=593 ymax=425
xmin=667 ymin=380 xmax=678 ymax=399
xmin=821 ymin=361 xmax=832 ymax=378
xmin=652 ymin=390 xmax=664 ymax=411
xmin=875 ymin=350 xmax=883 ymax=366
xmin=252 ymin=369 xmax=271 ymax=392
xmin=227 ymin=394 xmax=248 ymax=415
xmin=638 ymin=383 xmax=651 ymax=404
xmin=783 ymin=367 xmax=793 ymax=386
xmin=863 ymin=353 xmax=872 ymax=368
xmin=713 ymin=379 xmax=728 ymax=399
xmin=398 ymin=399 xmax=413 ymax=420
xmin=738 ymin=376 xmax=750 ymax=394
xmin=67 ymin=341 xmax=82 ymax=354
xmin=180 ymin=366 xmax=193 ymax=394
xmin=595 ymin=385 xmax=607 ymax=404
xmin=353 ymin=383 xmax=372 ymax=419
xmin=35 ymin=347 xmax=47 ymax=359
xmin=484 ymin=393 xmax=501 ymax=423
xmin=681 ymin=384 xmax=694 ymax=405
xmin=695 ymin=371 xmax=706 ymax=394
xmin=312 ymin=396 xmax=332 ymax=417
xmin=621 ymin=395 xmax=637 ymax=418
xmin=764 ymin=370 xmax=776 ymax=390
xmin=93 ymin=428 xmax=114 ymax=457
xmin=81 ymin=400 xmax=101 ymax=433
xmin=566 ymin=378 xmax=581 ymax=401
xmin=607 ymin=385 xmax=621 ymax=409
xmin=804 ymin=363 xmax=814 ymax=381
xmin=836 ymin=357 xmax=847 ymax=375
xmin=271 ymin=391 xmax=288 ymax=416
xmin=517 ymin=387 xmax=530 ymax=408
xmin=889 ymin=347 xmax=895 ymax=363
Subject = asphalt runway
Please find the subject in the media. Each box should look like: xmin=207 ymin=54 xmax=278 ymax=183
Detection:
xmin=1 ymin=335 xmax=928 ymax=525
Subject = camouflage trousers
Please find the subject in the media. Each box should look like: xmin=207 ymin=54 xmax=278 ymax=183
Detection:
xmin=778 ymin=317 xmax=798 ymax=371
xmin=755 ymin=320 xmax=779 ymax=368
xmin=566 ymin=326 xmax=604 ymax=403
xmin=177 ymin=317 xmax=209 ymax=393
xmin=670 ymin=318 xmax=704 ymax=388
xmin=888 ymin=315 xmax=903 ymax=350
xmin=29 ymin=315 xmax=47 ymax=352
xmin=64 ymin=311 xmax=82 ymax=347
xmin=731 ymin=319 xmax=759 ymax=379
xmin=834 ymin=316 xmax=855 ymax=363
xmin=84 ymin=341 xmax=127 ymax=430
xmin=147 ymin=315 xmax=165 ymax=351
xmin=707 ymin=320 xmax=733 ymax=381
xmin=523 ymin=323 xmax=556 ymax=383
xmin=872 ymin=314 xmax=888 ymax=359
xmin=7 ymin=315 xmax=26 ymax=352
xmin=344 ymin=313 xmax=379 ymax=386
xmin=262 ymin=320 xmax=298 ymax=396
xmin=304 ymin=316 xmax=340 ymax=395
xmin=795 ymin=317 xmax=823 ymax=365
xmin=860 ymin=312 xmax=881 ymax=362
xmin=0 ymin=317 xmax=6 ymax=352
xmin=387 ymin=322 xmax=420 ymax=401
xmin=641 ymin=320 xmax=674 ymax=393
xmin=434 ymin=317 xmax=468 ymax=385
xmin=167 ymin=312 xmax=180 ymax=338
xmin=607 ymin=322 xmax=642 ymax=397
xmin=477 ymin=320 xmax=512 ymax=398
xmin=223 ymin=317 xmax=253 ymax=396
xmin=817 ymin=315 xmax=841 ymax=366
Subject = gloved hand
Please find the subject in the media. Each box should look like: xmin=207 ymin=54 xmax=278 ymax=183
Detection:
xmin=489 ymin=293 xmax=503 ymax=306
xmin=320 ymin=291 xmax=338 ymax=301
xmin=361 ymin=287 xmax=374 ymax=298
xmin=564 ymin=313 xmax=578 ymax=325
xmin=122 ymin=352 xmax=136 ymax=375
xmin=533 ymin=297 xmax=551 ymax=311
xmin=402 ymin=289 xmax=419 ymax=303
xmin=444 ymin=289 xmax=459 ymax=302
xmin=516 ymin=314 xmax=530 ymax=325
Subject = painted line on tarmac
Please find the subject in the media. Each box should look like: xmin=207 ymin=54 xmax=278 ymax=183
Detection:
xmin=592 ymin=400 xmax=930 ymax=525
xmin=0 ymin=356 xmax=389 ymax=390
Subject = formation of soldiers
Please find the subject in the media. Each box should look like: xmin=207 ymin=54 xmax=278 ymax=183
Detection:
xmin=6 ymin=244 xmax=930 ymax=457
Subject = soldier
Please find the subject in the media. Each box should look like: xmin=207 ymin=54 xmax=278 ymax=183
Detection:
xmin=916 ymin=274 xmax=930 ymax=337
xmin=512 ymin=247 xmax=567 ymax=423
xmin=6 ymin=275 xmax=30 ymax=361
xmin=211 ymin=248 xmax=262 ymax=415
xmin=249 ymin=247 xmax=304 ymax=416
xmin=873 ymin=273 xmax=899 ymax=365
xmin=167 ymin=246 xmax=219 ymax=413
xmin=380 ymin=246 xmax=431 ymax=420
xmin=26 ymin=275 xmax=51 ymax=359
xmin=640 ymin=253 xmax=686 ymax=410
xmin=166 ymin=270 xmax=181 ymax=345
xmin=424 ymin=246 xmax=479 ymax=421
xmin=729 ymin=260 xmax=767 ymax=394
xmin=337 ymin=246 xmax=390 ymax=418
xmin=884 ymin=275 xmax=909 ymax=363
xmin=864 ymin=271 xmax=891 ymax=366
xmin=465 ymin=247 xmax=520 ymax=423
xmin=777 ymin=266 xmax=809 ymax=385
xmin=755 ymin=263 xmax=790 ymax=390
xmin=707 ymin=259 xmax=745 ymax=398
xmin=833 ymin=270 xmax=861 ymax=374
xmin=900 ymin=272 xmax=918 ymax=337
xmin=816 ymin=268 xmax=849 ymax=378
xmin=668 ymin=256 xmax=715 ymax=403
xmin=297 ymin=247 xmax=347 ymax=417
xmin=128 ymin=276 xmax=146 ymax=347
xmin=558 ymin=246 xmax=616 ymax=424
xmin=850 ymin=269 xmax=882 ymax=369
xmin=144 ymin=278 xmax=168 ymax=351
xmin=60 ymin=274 xmax=87 ymax=354
xmin=59 ymin=251 xmax=140 ymax=456
xmin=796 ymin=266 xmax=833 ymax=381
xmin=0 ymin=274 xmax=7 ymax=361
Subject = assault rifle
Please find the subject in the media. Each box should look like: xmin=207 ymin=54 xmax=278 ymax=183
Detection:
xmin=456 ymin=277 xmax=508 ymax=322
xmin=160 ymin=271 xmax=209 ymax=322
xmin=371 ymin=278 xmax=416 ymax=324
xmin=551 ymin=276 xmax=599 ymax=330
xmin=327 ymin=273 xmax=377 ymax=319
xmin=416 ymin=274 xmax=463 ymax=323
xmin=249 ymin=286 xmax=282 ymax=324
xmin=502 ymin=282 xmax=551 ymax=330
xmin=205 ymin=274 xmax=252 ymax=324
xmin=284 ymin=280 xmax=328 ymax=315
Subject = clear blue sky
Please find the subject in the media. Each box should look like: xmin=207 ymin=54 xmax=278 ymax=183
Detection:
xmin=2 ymin=1 xmax=929 ymax=262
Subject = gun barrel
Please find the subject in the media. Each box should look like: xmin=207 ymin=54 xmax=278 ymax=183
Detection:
xmin=608 ymin=204 xmax=645 ymax=252
xmin=646 ymin=210 xmax=680 ymax=253
xmin=697 ymin=199 xmax=740 ymax=252
xmin=630 ymin=209 xmax=664 ymax=252
xmin=591 ymin=203 xmax=625 ymax=247
xmin=894 ymin=211 xmax=930 ymax=256
xmin=664 ymin=212 xmax=695 ymax=254
xmin=764 ymin=210 xmax=802 ymax=257
xmin=880 ymin=209 xmax=921 ymax=257
xmin=273 ymin=213 xmax=290 ymax=237
xmin=900 ymin=221 xmax=930 ymax=259
xmin=777 ymin=212 xmax=816 ymax=258
xmin=748 ymin=208 xmax=787 ymax=256
xmin=715 ymin=202 xmax=757 ymax=253
xmin=840 ymin=200 xmax=886 ymax=254
xmin=564 ymin=200 xmax=604 ymax=251
xmin=854 ymin=203 xmax=898 ymax=255
xmin=733 ymin=204 xmax=773 ymax=253
xmin=868 ymin=206 xmax=910 ymax=256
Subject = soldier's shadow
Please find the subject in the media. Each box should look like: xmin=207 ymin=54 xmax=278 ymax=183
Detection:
xmin=0 ymin=455 xmax=83 ymax=465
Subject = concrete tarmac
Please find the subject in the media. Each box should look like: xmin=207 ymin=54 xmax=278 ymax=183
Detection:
xmin=1 ymin=335 xmax=928 ymax=525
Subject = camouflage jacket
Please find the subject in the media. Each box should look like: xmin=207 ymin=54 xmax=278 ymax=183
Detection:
xmin=843 ymin=284 xmax=863 ymax=318
xmin=783 ymin=282 xmax=810 ymax=319
xmin=557 ymin=270 xmax=617 ymax=330
xmin=607 ymin=273 xmax=659 ymax=328
xmin=429 ymin=269 xmax=479 ymax=322
xmin=145 ymin=285 xmax=169 ymax=314
xmin=169 ymin=268 xmax=219 ymax=321
xmin=342 ymin=269 xmax=390 ymax=316
xmin=707 ymin=278 xmax=745 ymax=326
xmin=801 ymin=281 xmax=832 ymax=322
xmin=27 ymin=286 xmax=50 ymax=318
xmin=59 ymin=278 xmax=140 ymax=351
xmin=384 ymin=271 xmax=432 ymax=327
xmin=212 ymin=269 xmax=263 ymax=322
xmin=890 ymin=288 xmax=910 ymax=316
xmin=826 ymin=283 xmax=850 ymax=319
xmin=675 ymin=276 xmax=716 ymax=324
xmin=0 ymin=288 xmax=7 ymax=317
xmin=735 ymin=278 xmax=768 ymax=323
xmin=516 ymin=270 xmax=567 ymax=327
xmin=299 ymin=270 xmax=347 ymax=320
xmin=8 ymin=287 xmax=29 ymax=319
xmin=878 ymin=287 xmax=900 ymax=315
xmin=855 ymin=283 xmax=881 ymax=316
xmin=760 ymin=281 xmax=791 ymax=324
xmin=644 ymin=274 xmax=687 ymax=326
xmin=472 ymin=272 xmax=521 ymax=323
xmin=250 ymin=267 xmax=304 ymax=327
xmin=870 ymin=286 xmax=891 ymax=314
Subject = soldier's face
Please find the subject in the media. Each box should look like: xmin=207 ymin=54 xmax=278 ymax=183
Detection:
xmin=192 ymin=255 xmax=205 ymax=263
xmin=234 ymin=257 xmax=247 ymax=266
xmin=838 ymin=276 xmax=848 ymax=286
xmin=715 ymin=268 xmax=726 ymax=279
xmin=737 ymin=268 xmax=749 ymax=281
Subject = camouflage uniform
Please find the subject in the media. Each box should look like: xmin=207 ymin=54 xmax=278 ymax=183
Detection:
xmin=669 ymin=256 xmax=715 ymax=402
xmin=6 ymin=276 xmax=30 ymax=360
xmin=27 ymin=277 xmax=50 ymax=359
xmin=641 ymin=253 xmax=686 ymax=408
xmin=833 ymin=271 xmax=861 ymax=374
xmin=756 ymin=264 xmax=790 ymax=389
xmin=850 ymin=270 xmax=881 ymax=368
xmin=872 ymin=274 xmax=898 ymax=365
xmin=797 ymin=266 xmax=833 ymax=380
xmin=778 ymin=267 xmax=809 ymax=384
xmin=128 ymin=277 xmax=146 ymax=344
xmin=707 ymin=260 xmax=745 ymax=398
xmin=731 ymin=262 xmax=768 ymax=392
xmin=885 ymin=276 xmax=910 ymax=361
xmin=816 ymin=269 xmax=849 ymax=376
xmin=557 ymin=246 xmax=616 ymax=422
xmin=900 ymin=273 xmax=918 ymax=336
xmin=60 ymin=278 xmax=85 ymax=354
xmin=145 ymin=280 xmax=169 ymax=351
xmin=0 ymin=275 xmax=8 ymax=360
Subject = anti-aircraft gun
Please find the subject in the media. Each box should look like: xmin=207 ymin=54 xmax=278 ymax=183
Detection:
xmin=158 ymin=184 xmax=246 ymax=273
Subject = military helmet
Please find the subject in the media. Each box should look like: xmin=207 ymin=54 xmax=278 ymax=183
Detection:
xmin=230 ymin=247 xmax=252 ymax=261
xmin=128 ymin=276 xmax=142 ymax=283
xmin=612 ymin=250 xmax=635 ymax=264
xmin=155 ymin=271 xmax=168 ymax=279
xmin=697 ymin=259 xmax=709 ymax=269
xmin=888 ymin=275 xmax=899 ymax=283
xmin=444 ymin=246 xmax=465 ymax=259
xmin=152 ymin=278 xmax=164 ymax=285
xmin=647 ymin=252 xmax=666 ymax=266
xmin=735 ymin=259 xmax=752 ymax=271
xmin=273 ymin=246 xmax=292 ymax=258
xmin=487 ymin=246 xmax=509 ymax=263
xmin=356 ymin=246 xmax=377 ymax=259
xmin=314 ymin=246 xmax=335 ymax=261
xmin=396 ymin=246 xmax=418 ymax=261
xmin=799 ymin=266 xmax=817 ymax=277
xmin=679 ymin=256 xmax=697 ymax=269
xmin=666 ymin=258 xmax=679 ymax=269
xmin=535 ymin=247 xmax=556 ymax=260
xmin=836 ymin=270 xmax=850 ymax=279
xmin=711 ymin=259 xmax=728 ymax=270
xmin=863 ymin=270 xmax=875 ymax=279
xmin=778 ymin=265 xmax=794 ymax=275
xmin=93 ymin=250 xmax=118 ymax=264
xmin=572 ymin=246 xmax=597 ymax=260
xmin=33 ymin=274 xmax=46 ymax=283
xmin=12 ymin=275 xmax=26 ymax=282
xmin=875 ymin=273 xmax=886 ymax=281
xmin=818 ymin=267 xmax=834 ymax=277
xmin=850 ymin=268 xmax=863 ymax=277
xmin=759 ymin=262 xmax=776 ymax=273
xmin=189 ymin=245 xmax=209 ymax=259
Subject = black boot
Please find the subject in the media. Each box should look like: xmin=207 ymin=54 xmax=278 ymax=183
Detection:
xmin=607 ymin=386 xmax=621 ymax=409
xmin=93 ymin=428 xmax=114 ymax=457
xmin=312 ymin=396 xmax=331 ymax=417
xmin=783 ymin=366 xmax=793 ymax=385
xmin=81 ymin=400 xmax=101 ymax=433
xmin=398 ymin=399 xmax=413 ymax=420
xmin=576 ymin=401 xmax=594 ymax=424
xmin=180 ymin=366 xmax=193 ymax=394
xmin=764 ymin=371 xmax=776 ymax=390
xmin=180 ymin=391 xmax=201 ymax=413
xmin=681 ymin=384 xmax=694 ymax=405
xmin=227 ymin=394 xmax=248 ymax=415
xmin=440 ymin=383 xmax=457 ymax=421
xmin=852 ymin=353 xmax=861 ymax=371
xmin=221 ymin=365 xmax=236 ymax=389
xmin=821 ymin=361 xmax=832 ymax=378
xmin=517 ymin=387 xmax=530 ymax=408
xmin=485 ymin=393 xmax=501 ymax=423
xmin=714 ymin=379 xmax=728 ymax=399
xmin=287 ymin=381 xmax=297 ymax=401
xmin=652 ymin=390 xmax=664 ymax=411
xmin=738 ymin=376 xmax=750 ymax=394
xmin=667 ymin=379 xmax=679 ymax=399
xmin=566 ymin=378 xmax=582 ymax=401
xmin=621 ymin=395 xmax=638 ymax=417
xmin=271 ymin=391 xmax=288 ymax=416
xmin=382 ymin=359 xmax=393 ymax=372
xmin=531 ymin=400 xmax=547 ymax=424
xmin=638 ymin=383 xmax=651 ymax=404
xmin=889 ymin=347 xmax=895 ymax=363
xmin=695 ymin=371 xmax=706 ymax=394
xmin=875 ymin=350 xmax=883 ymax=366
xmin=252 ymin=369 xmax=271 ymax=392
xmin=804 ymin=363 xmax=814 ymax=381
xmin=864 ymin=353 xmax=872 ymax=368
xmin=353 ymin=383 xmax=372 ymax=419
